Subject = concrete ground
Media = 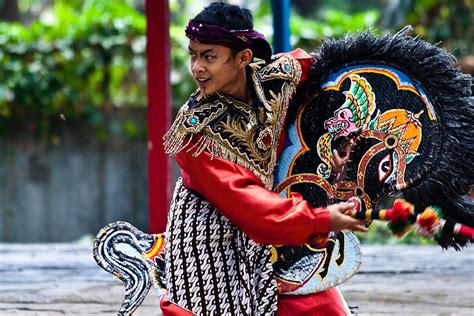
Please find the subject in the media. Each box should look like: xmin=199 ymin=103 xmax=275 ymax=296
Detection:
xmin=339 ymin=245 xmax=474 ymax=315
xmin=0 ymin=242 xmax=472 ymax=315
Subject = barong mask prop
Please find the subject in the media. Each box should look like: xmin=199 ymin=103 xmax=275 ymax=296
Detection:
xmin=93 ymin=27 xmax=473 ymax=314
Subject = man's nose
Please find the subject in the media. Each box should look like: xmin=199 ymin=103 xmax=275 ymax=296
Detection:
xmin=191 ymin=59 xmax=204 ymax=73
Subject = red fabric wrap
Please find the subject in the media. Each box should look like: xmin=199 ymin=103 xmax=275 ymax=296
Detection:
xmin=160 ymin=295 xmax=194 ymax=316
xmin=277 ymin=287 xmax=350 ymax=316
xmin=160 ymin=288 xmax=350 ymax=315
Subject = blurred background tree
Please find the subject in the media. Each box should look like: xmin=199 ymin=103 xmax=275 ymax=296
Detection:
xmin=1 ymin=0 xmax=472 ymax=139
xmin=0 ymin=0 xmax=147 ymax=141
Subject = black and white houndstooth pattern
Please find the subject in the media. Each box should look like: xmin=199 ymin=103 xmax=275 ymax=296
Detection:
xmin=165 ymin=178 xmax=277 ymax=315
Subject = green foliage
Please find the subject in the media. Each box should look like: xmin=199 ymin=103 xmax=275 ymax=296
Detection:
xmin=169 ymin=1 xmax=195 ymax=111
xmin=0 ymin=0 xmax=146 ymax=139
xmin=406 ymin=0 xmax=474 ymax=57
xmin=169 ymin=1 xmax=381 ymax=108
xmin=289 ymin=9 xmax=380 ymax=50
xmin=252 ymin=1 xmax=380 ymax=52
xmin=2 ymin=0 xmax=471 ymax=140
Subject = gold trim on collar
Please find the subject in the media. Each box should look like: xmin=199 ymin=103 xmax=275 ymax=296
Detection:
xmin=164 ymin=54 xmax=303 ymax=189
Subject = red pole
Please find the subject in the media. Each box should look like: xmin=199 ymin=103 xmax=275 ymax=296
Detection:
xmin=146 ymin=0 xmax=171 ymax=233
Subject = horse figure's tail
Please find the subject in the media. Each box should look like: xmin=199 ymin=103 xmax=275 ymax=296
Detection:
xmin=93 ymin=221 xmax=166 ymax=315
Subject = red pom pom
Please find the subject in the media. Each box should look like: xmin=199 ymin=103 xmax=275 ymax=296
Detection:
xmin=390 ymin=199 xmax=414 ymax=224
xmin=388 ymin=199 xmax=415 ymax=237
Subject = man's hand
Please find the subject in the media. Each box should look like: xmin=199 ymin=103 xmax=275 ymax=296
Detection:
xmin=328 ymin=201 xmax=368 ymax=233
xmin=330 ymin=149 xmax=349 ymax=174
xmin=330 ymin=139 xmax=353 ymax=174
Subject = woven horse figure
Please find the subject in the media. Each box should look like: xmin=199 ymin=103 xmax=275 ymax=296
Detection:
xmin=93 ymin=27 xmax=473 ymax=314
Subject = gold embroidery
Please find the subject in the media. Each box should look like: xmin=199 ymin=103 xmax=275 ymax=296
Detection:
xmin=162 ymin=99 xmax=228 ymax=155
xmin=258 ymin=56 xmax=297 ymax=81
xmin=163 ymin=55 xmax=303 ymax=189
xmin=220 ymin=94 xmax=258 ymax=127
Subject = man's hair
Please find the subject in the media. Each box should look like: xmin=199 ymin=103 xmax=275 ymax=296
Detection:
xmin=193 ymin=2 xmax=254 ymax=31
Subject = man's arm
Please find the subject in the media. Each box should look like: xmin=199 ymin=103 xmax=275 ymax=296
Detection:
xmin=176 ymin=148 xmax=366 ymax=246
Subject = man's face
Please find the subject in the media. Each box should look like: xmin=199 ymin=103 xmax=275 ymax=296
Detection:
xmin=188 ymin=40 xmax=242 ymax=96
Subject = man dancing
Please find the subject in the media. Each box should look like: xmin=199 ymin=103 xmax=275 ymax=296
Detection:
xmin=162 ymin=2 xmax=366 ymax=315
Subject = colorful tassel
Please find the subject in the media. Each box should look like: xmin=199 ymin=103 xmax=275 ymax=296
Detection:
xmin=414 ymin=206 xmax=442 ymax=238
xmin=388 ymin=199 xmax=415 ymax=237
xmin=344 ymin=198 xmax=474 ymax=242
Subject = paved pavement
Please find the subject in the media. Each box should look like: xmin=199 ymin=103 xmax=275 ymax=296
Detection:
xmin=339 ymin=245 xmax=474 ymax=315
xmin=0 ymin=241 xmax=473 ymax=315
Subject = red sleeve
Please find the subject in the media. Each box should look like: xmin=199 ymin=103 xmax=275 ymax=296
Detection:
xmin=288 ymin=48 xmax=314 ymax=84
xmin=175 ymin=148 xmax=330 ymax=246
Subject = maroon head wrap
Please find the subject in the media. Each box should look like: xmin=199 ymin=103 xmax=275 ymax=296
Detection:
xmin=185 ymin=19 xmax=272 ymax=61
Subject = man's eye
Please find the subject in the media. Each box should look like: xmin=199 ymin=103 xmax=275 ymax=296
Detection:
xmin=206 ymin=55 xmax=216 ymax=61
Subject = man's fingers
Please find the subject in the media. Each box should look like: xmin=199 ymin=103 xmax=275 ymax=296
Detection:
xmin=331 ymin=150 xmax=343 ymax=173
xmin=330 ymin=159 xmax=340 ymax=173
xmin=348 ymin=217 xmax=368 ymax=232
xmin=332 ymin=149 xmax=342 ymax=161
xmin=343 ymin=141 xmax=352 ymax=157
xmin=338 ymin=201 xmax=355 ymax=212
xmin=340 ymin=210 xmax=367 ymax=232
xmin=329 ymin=203 xmax=369 ymax=233
xmin=352 ymin=224 xmax=368 ymax=233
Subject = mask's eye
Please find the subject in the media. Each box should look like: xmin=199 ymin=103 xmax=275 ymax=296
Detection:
xmin=340 ymin=111 xmax=346 ymax=118
xmin=378 ymin=153 xmax=393 ymax=183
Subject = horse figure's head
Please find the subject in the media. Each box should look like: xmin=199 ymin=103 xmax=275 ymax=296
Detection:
xmin=300 ymin=64 xmax=441 ymax=211
xmin=275 ymin=27 xmax=473 ymax=249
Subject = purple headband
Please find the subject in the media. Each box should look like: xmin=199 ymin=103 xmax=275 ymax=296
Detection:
xmin=185 ymin=19 xmax=272 ymax=61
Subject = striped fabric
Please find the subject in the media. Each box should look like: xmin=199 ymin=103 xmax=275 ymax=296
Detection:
xmin=165 ymin=178 xmax=277 ymax=315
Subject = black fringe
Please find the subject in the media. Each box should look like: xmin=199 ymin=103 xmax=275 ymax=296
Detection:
xmin=293 ymin=26 xmax=473 ymax=249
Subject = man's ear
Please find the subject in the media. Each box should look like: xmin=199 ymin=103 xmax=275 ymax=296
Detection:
xmin=238 ymin=49 xmax=253 ymax=68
